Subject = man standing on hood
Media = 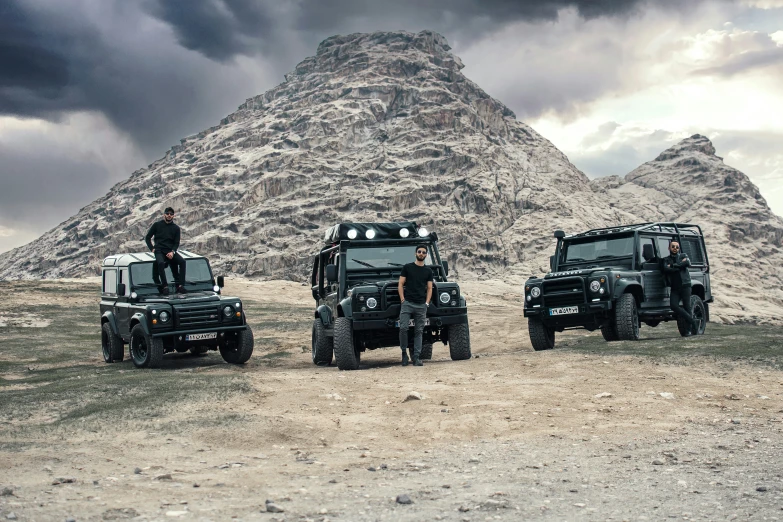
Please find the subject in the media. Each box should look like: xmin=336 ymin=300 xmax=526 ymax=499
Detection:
xmin=397 ymin=245 xmax=433 ymax=366
xmin=663 ymin=240 xmax=700 ymax=335
xmin=145 ymin=207 xmax=186 ymax=295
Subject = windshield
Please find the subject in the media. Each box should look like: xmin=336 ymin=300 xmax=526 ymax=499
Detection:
xmin=130 ymin=259 xmax=213 ymax=290
xmin=561 ymin=235 xmax=634 ymax=264
xmin=345 ymin=245 xmax=434 ymax=270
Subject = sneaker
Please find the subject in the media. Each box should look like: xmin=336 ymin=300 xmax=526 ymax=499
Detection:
xmin=413 ymin=359 xmax=423 ymax=366
xmin=160 ymin=287 xmax=170 ymax=296
xmin=401 ymin=351 xmax=409 ymax=366
xmin=176 ymin=285 xmax=187 ymax=294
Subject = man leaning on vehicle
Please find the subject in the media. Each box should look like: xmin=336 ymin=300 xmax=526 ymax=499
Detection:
xmin=662 ymin=240 xmax=700 ymax=335
xmin=397 ymin=245 xmax=434 ymax=367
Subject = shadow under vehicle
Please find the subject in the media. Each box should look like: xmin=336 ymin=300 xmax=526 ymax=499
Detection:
xmin=99 ymin=251 xmax=253 ymax=368
xmin=523 ymin=223 xmax=713 ymax=350
xmin=309 ymin=222 xmax=471 ymax=370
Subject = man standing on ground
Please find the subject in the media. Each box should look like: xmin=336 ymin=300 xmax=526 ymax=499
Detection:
xmin=398 ymin=245 xmax=433 ymax=366
xmin=663 ymin=240 xmax=700 ymax=335
xmin=145 ymin=207 xmax=186 ymax=295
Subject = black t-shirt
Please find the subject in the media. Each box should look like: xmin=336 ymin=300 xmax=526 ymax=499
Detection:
xmin=400 ymin=263 xmax=434 ymax=304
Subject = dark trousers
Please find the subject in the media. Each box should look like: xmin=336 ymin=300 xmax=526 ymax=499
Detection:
xmin=670 ymin=285 xmax=693 ymax=323
xmin=154 ymin=251 xmax=186 ymax=288
xmin=399 ymin=301 xmax=427 ymax=359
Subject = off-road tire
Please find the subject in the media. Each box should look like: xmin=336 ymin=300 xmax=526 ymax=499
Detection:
xmin=528 ymin=317 xmax=555 ymax=351
xmin=333 ymin=317 xmax=360 ymax=370
xmin=677 ymin=295 xmax=706 ymax=337
xmin=312 ymin=319 xmax=333 ymax=366
xmin=420 ymin=343 xmax=433 ymax=360
xmin=190 ymin=346 xmax=209 ymax=356
xmin=101 ymin=322 xmax=124 ymax=363
xmin=129 ymin=324 xmax=164 ymax=368
xmin=600 ymin=322 xmax=619 ymax=342
xmin=220 ymin=327 xmax=254 ymax=364
xmin=448 ymin=323 xmax=472 ymax=360
xmin=614 ymin=293 xmax=640 ymax=341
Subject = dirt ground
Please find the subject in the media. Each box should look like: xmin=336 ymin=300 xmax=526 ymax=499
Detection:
xmin=1 ymin=279 xmax=782 ymax=521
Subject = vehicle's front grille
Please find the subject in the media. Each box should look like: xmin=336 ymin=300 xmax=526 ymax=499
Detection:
xmin=543 ymin=277 xmax=585 ymax=307
xmin=176 ymin=304 xmax=220 ymax=327
xmin=384 ymin=287 xmax=401 ymax=308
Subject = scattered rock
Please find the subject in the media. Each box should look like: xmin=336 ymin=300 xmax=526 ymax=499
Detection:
xmin=404 ymin=392 xmax=422 ymax=402
xmin=6 ymin=514 xmax=17 ymax=521
xmin=458 ymin=505 xmax=470 ymax=512
xmin=659 ymin=392 xmax=675 ymax=399
xmin=368 ymin=467 xmax=376 ymax=472
xmin=757 ymin=486 xmax=768 ymax=492
xmin=468 ymin=458 xmax=480 ymax=464
xmin=265 ymin=500 xmax=284 ymax=513
xmin=594 ymin=392 xmax=612 ymax=399
xmin=380 ymin=463 xmax=388 ymax=469
xmin=574 ymin=503 xmax=586 ymax=508
xmin=396 ymin=494 xmax=413 ymax=505
xmin=100 ymin=508 xmax=138 ymax=520
xmin=1 ymin=487 xmax=13 ymax=496
xmin=52 ymin=477 xmax=76 ymax=485
xmin=133 ymin=467 xmax=142 ymax=474
xmin=155 ymin=474 xmax=173 ymax=481
xmin=731 ymin=419 xmax=741 ymax=424
xmin=165 ymin=511 xmax=188 ymax=517
xmin=652 ymin=459 xmax=665 ymax=465
xmin=65 ymin=518 xmax=76 ymax=522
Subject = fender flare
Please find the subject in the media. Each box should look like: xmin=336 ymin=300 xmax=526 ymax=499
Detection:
xmin=337 ymin=297 xmax=353 ymax=319
xmin=315 ymin=305 xmax=333 ymax=327
xmin=101 ymin=311 xmax=120 ymax=336
xmin=613 ymin=281 xmax=644 ymax=304
xmin=129 ymin=312 xmax=151 ymax=336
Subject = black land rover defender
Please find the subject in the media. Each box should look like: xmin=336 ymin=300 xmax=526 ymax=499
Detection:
xmin=523 ymin=223 xmax=713 ymax=350
xmin=99 ymin=251 xmax=253 ymax=368
xmin=310 ymin=222 xmax=471 ymax=370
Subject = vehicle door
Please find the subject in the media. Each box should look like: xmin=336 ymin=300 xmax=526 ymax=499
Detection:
xmin=325 ymin=249 xmax=340 ymax=313
xmin=115 ymin=267 xmax=132 ymax=338
xmin=655 ymin=236 xmax=677 ymax=304
xmin=679 ymin=235 xmax=707 ymax=292
xmin=639 ymin=235 xmax=666 ymax=308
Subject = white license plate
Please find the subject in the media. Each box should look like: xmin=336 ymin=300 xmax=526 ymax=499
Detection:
xmin=550 ymin=306 xmax=579 ymax=316
xmin=185 ymin=332 xmax=217 ymax=341
xmin=395 ymin=318 xmax=431 ymax=327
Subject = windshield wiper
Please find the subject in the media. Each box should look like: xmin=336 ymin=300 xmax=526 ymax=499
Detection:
xmin=186 ymin=280 xmax=213 ymax=284
xmin=133 ymin=283 xmax=160 ymax=288
xmin=387 ymin=262 xmax=404 ymax=267
xmin=595 ymin=255 xmax=622 ymax=260
xmin=566 ymin=257 xmax=585 ymax=262
xmin=351 ymin=259 xmax=376 ymax=268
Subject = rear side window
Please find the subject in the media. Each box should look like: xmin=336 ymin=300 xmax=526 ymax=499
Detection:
xmin=680 ymin=237 xmax=706 ymax=266
xmin=656 ymin=237 xmax=674 ymax=257
xmin=102 ymin=269 xmax=117 ymax=295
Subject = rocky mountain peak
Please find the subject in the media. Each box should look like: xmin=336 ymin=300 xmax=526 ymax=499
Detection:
xmin=654 ymin=134 xmax=716 ymax=161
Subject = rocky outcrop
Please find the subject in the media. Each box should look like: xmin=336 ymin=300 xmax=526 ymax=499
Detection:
xmin=0 ymin=32 xmax=781 ymax=324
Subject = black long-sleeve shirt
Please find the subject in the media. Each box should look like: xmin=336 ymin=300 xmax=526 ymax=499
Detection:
xmin=662 ymin=252 xmax=691 ymax=288
xmin=145 ymin=220 xmax=181 ymax=253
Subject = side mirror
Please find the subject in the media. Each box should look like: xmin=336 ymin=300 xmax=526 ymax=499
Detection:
xmin=549 ymin=255 xmax=555 ymax=271
xmin=326 ymin=264 xmax=338 ymax=283
xmin=554 ymin=230 xmax=565 ymax=239
xmin=117 ymin=283 xmax=126 ymax=296
xmin=217 ymin=276 xmax=225 ymax=288
xmin=442 ymin=260 xmax=449 ymax=276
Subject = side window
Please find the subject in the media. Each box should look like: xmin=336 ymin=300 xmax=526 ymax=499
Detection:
xmin=656 ymin=237 xmax=674 ymax=258
xmin=102 ymin=269 xmax=117 ymax=295
xmin=680 ymin=237 xmax=705 ymax=266
xmin=639 ymin=237 xmax=655 ymax=265
xmin=119 ymin=269 xmax=130 ymax=296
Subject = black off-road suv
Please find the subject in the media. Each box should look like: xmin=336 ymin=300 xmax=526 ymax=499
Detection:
xmin=99 ymin=251 xmax=254 ymax=368
xmin=310 ymin=222 xmax=471 ymax=370
xmin=523 ymin=223 xmax=713 ymax=350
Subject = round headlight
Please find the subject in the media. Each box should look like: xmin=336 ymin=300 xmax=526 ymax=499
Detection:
xmin=365 ymin=229 xmax=376 ymax=239
xmin=418 ymin=227 xmax=429 ymax=237
xmin=213 ymin=285 xmax=220 ymax=292
xmin=366 ymin=297 xmax=377 ymax=309
xmin=130 ymin=292 xmax=138 ymax=299
xmin=526 ymin=295 xmax=532 ymax=302
xmin=159 ymin=311 xmax=170 ymax=323
xmin=399 ymin=228 xmax=410 ymax=238
xmin=589 ymin=280 xmax=601 ymax=292
xmin=530 ymin=287 xmax=541 ymax=298
xmin=223 ymin=305 xmax=234 ymax=318
xmin=439 ymin=292 xmax=450 ymax=304
xmin=347 ymin=229 xmax=358 ymax=239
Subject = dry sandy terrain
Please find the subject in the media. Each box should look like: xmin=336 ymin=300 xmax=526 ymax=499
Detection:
xmin=1 ymin=279 xmax=782 ymax=521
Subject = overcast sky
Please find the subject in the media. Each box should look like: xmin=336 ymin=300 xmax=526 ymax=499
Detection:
xmin=2 ymin=0 xmax=782 ymax=253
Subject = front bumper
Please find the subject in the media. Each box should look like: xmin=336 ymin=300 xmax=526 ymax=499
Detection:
xmin=352 ymin=305 xmax=468 ymax=331
xmin=151 ymin=324 xmax=247 ymax=338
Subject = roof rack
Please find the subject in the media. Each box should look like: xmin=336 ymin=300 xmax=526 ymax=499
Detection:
xmin=569 ymin=222 xmax=703 ymax=239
